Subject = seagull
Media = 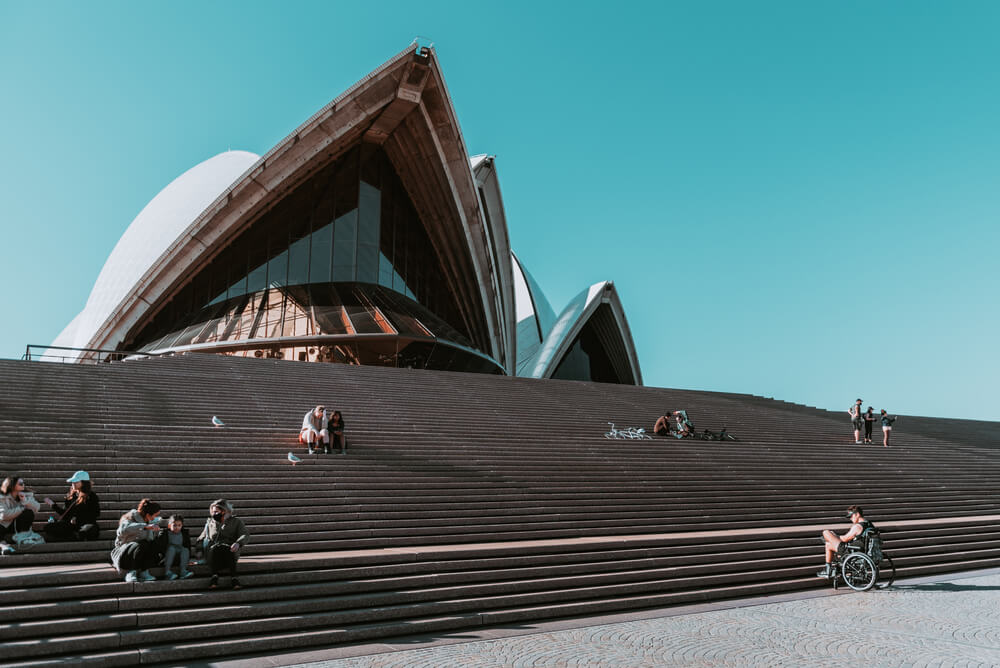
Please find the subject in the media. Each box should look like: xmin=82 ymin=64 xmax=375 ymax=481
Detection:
xmin=287 ymin=452 xmax=302 ymax=465
xmin=211 ymin=416 xmax=225 ymax=427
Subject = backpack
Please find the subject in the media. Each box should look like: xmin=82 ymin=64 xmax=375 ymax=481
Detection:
xmin=860 ymin=522 xmax=882 ymax=561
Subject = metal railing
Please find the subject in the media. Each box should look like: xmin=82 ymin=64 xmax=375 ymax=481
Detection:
xmin=22 ymin=344 xmax=163 ymax=364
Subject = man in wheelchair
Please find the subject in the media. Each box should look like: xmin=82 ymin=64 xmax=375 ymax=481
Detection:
xmin=817 ymin=505 xmax=876 ymax=578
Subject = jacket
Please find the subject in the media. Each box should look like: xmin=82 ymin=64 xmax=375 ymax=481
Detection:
xmin=52 ymin=492 xmax=101 ymax=527
xmin=302 ymin=410 xmax=328 ymax=432
xmin=155 ymin=527 xmax=192 ymax=554
xmin=1 ymin=492 xmax=41 ymax=529
xmin=197 ymin=515 xmax=250 ymax=554
xmin=110 ymin=509 xmax=160 ymax=572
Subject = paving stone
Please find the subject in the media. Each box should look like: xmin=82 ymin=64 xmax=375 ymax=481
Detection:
xmin=288 ymin=572 xmax=1000 ymax=668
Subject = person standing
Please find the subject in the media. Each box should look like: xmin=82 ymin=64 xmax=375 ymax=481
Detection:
xmin=848 ymin=399 xmax=864 ymax=444
xmin=44 ymin=470 xmax=101 ymax=541
xmin=198 ymin=499 xmax=250 ymax=590
xmin=862 ymin=407 xmax=876 ymax=444
xmin=880 ymin=410 xmax=897 ymax=447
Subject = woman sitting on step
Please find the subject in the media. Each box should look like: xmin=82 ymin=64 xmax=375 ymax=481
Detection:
xmin=198 ymin=499 xmax=250 ymax=590
xmin=43 ymin=470 xmax=101 ymax=542
xmin=1 ymin=475 xmax=41 ymax=552
xmin=111 ymin=498 xmax=163 ymax=582
xmin=328 ymin=410 xmax=346 ymax=453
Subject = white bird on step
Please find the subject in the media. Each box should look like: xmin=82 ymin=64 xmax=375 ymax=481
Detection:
xmin=287 ymin=452 xmax=302 ymax=465
xmin=211 ymin=416 xmax=225 ymax=427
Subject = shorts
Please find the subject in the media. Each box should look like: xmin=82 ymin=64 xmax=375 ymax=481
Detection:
xmin=852 ymin=418 xmax=863 ymax=430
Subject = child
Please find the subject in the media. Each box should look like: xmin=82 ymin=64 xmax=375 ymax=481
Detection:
xmin=160 ymin=515 xmax=194 ymax=580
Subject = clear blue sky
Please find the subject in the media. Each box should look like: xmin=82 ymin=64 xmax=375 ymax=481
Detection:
xmin=2 ymin=1 xmax=998 ymax=421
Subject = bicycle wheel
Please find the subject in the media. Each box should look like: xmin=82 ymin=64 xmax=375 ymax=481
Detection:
xmin=841 ymin=552 xmax=877 ymax=591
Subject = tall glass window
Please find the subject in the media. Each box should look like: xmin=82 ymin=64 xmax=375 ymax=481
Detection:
xmin=128 ymin=145 xmax=479 ymax=369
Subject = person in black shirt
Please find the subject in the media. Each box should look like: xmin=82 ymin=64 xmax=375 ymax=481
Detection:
xmin=44 ymin=470 xmax=101 ymax=541
xmin=863 ymin=406 xmax=876 ymax=444
xmin=328 ymin=410 xmax=346 ymax=454
xmin=817 ymin=505 xmax=874 ymax=578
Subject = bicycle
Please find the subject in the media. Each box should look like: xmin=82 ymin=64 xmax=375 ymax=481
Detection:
xmin=604 ymin=422 xmax=653 ymax=440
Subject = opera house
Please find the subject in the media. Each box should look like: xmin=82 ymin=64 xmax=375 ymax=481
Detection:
xmin=52 ymin=44 xmax=641 ymax=385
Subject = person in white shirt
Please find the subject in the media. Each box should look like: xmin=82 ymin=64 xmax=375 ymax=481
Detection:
xmin=299 ymin=405 xmax=330 ymax=454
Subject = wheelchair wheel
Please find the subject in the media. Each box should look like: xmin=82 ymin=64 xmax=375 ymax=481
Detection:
xmin=841 ymin=552 xmax=877 ymax=591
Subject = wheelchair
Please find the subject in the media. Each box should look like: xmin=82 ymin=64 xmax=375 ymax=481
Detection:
xmin=825 ymin=533 xmax=896 ymax=592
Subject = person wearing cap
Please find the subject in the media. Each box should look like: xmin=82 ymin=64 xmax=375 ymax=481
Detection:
xmin=299 ymin=405 xmax=330 ymax=454
xmin=197 ymin=499 xmax=250 ymax=589
xmin=848 ymin=399 xmax=864 ymax=444
xmin=43 ymin=470 xmax=101 ymax=541
xmin=817 ymin=505 xmax=874 ymax=578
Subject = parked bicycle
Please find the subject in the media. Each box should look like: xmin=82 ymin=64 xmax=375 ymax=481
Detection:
xmin=604 ymin=422 xmax=653 ymax=440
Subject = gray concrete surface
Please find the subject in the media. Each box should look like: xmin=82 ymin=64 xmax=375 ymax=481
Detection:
xmin=274 ymin=568 xmax=1000 ymax=668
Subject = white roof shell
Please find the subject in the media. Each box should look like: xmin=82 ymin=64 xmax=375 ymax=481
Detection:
xmin=70 ymin=151 xmax=260 ymax=352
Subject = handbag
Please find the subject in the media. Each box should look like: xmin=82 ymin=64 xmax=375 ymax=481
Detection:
xmin=12 ymin=529 xmax=46 ymax=547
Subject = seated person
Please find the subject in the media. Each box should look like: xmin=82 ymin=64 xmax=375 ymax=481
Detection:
xmin=156 ymin=514 xmax=194 ymax=580
xmin=817 ymin=505 xmax=874 ymax=578
xmin=672 ymin=410 xmax=693 ymax=438
xmin=299 ymin=405 xmax=330 ymax=454
xmin=1 ymin=476 xmax=40 ymax=552
xmin=328 ymin=410 xmax=346 ymax=453
xmin=44 ymin=470 xmax=101 ymax=542
xmin=653 ymin=413 xmax=673 ymax=436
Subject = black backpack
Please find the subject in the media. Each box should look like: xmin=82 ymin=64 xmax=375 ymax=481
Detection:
xmin=861 ymin=522 xmax=883 ymax=561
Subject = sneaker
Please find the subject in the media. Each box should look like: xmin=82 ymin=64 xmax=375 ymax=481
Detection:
xmin=125 ymin=571 xmax=139 ymax=583
xmin=307 ymin=447 xmax=315 ymax=455
xmin=209 ymin=574 xmax=219 ymax=589
xmin=166 ymin=572 xmax=178 ymax=580
xmin=138 ymin=570 xmax=156 ymax=582
xmin=0 ymin=542 xmax=14 ymax=555
xmin=231 ymin=577 xmax=242 ymax=590
xmin=815 ymin=566 xmax=832 ymax=579
xmin=855 ymin=440 xmax=862 ymax=444
xmin=179 ymin=570 xmax=194 ymax=579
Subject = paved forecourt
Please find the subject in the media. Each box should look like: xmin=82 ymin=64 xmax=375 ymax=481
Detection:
xmin=271 ymin=568 xmax=1000 ymax=668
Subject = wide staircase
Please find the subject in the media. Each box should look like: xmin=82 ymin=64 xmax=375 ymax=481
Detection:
xmin=1 ymin=354 xmax=998 ymax=666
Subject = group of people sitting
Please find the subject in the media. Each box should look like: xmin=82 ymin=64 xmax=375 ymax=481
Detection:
xmin=652 ymin=410 xmax=736 ymax=442
xmin=1 ymin=471 xmax=250 ymax=589
xmin=111 ymin=497 xmax=249 ymax=588
xmin=653 ymin=410 xmax=695 ymax=439
xmin=299 ymin=405 xmax=346 ymax=454
xmin=1 ymin=471 xmax=99 ymax=553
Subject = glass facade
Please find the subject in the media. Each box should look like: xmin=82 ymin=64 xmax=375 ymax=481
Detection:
xmin=551 ymin=305 xmax=631 ymax=384
xmin=126 ymin=144 xmax=499 ymax=373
